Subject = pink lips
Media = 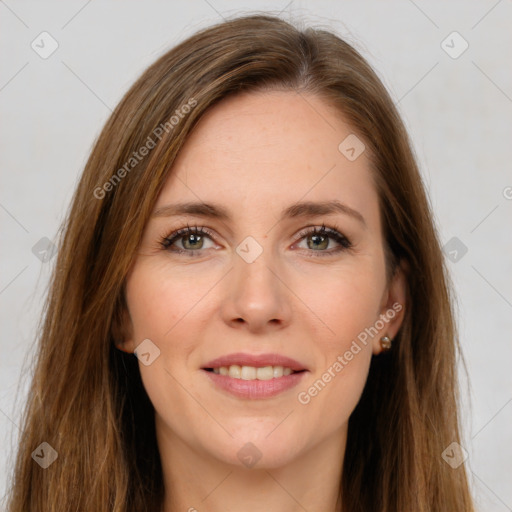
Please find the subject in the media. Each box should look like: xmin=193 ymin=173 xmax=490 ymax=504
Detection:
xmin=202 ymin=352 xmax=308 ymax=400
xmin=203 ymin=352 xmax=307 ymax=372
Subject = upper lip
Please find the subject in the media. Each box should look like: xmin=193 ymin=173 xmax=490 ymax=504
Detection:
xmin=203 ymin=353 xmax=307 ymax=371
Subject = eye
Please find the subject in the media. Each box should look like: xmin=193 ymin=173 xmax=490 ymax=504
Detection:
xmin=160 ymin=222 xmax=352 ymax=258
xmin=293 ymin=223 xmax=352 ymax=257
xmin=160 ymin=224 xmax=217 ymax=256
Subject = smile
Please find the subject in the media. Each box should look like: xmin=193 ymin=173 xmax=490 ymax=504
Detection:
xmin=201 ymin=352 xmax=308 ymax=399
xmin=207 ymin=365 xmax=298 ymax=380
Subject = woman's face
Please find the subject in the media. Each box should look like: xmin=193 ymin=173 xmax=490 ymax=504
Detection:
xmin=120 ymin=90 xmax=405 ymax=470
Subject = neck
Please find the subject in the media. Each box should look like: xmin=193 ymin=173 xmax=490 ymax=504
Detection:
xmin=156 ymin=415 xmax=346 ymax=512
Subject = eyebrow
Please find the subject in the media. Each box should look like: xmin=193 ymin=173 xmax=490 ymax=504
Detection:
xmin=152 ymin=199 xmax=366 ymax=227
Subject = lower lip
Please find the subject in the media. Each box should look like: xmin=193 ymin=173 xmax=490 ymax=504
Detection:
xmin=202 ymin=370 xmax=307 ymax=399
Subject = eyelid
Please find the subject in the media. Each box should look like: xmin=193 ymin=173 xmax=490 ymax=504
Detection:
xmin=292 ymin=223 xmax=352 ymax=252
xmin=294 ymin=223 xmax=343 ymax=241
xmin=160 ymin=224 xmax=217 ymax=249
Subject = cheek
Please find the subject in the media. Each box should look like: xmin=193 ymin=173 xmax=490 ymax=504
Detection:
xmin=296 ymin=272 xmax=378 ymax=430
xmin=125 ymin=259 xmax=215 ymax=342
xmin=293 ymin=259 xmax=386 ymax=349
xmin=291 ymin=258 xmax=385 ymax=415
xmin=124 ymin=262 xmax=209 ymax=424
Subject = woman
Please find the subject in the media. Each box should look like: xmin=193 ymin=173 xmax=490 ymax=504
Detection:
xmin=6 ymin=13 xmax=475 ymax=512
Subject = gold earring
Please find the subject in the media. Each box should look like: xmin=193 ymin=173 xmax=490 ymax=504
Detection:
xmin=380 ymin=335 xmax=392 ymax=351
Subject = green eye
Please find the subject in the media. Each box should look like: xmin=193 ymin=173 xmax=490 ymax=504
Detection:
xmin=295 ymin=224 xmax=352 ymax=257
xmin=161 ymin=223 xmax=352 ymax=258
xmin=161 ymin=225 xmax=215 ymax=255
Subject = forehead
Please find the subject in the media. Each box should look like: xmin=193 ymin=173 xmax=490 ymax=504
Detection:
xmin=155 ymin=91 xmax=379 ymax=226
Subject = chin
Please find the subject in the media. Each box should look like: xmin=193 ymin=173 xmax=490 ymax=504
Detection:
xmin=210 ymin=427 xmax=305 ymax=470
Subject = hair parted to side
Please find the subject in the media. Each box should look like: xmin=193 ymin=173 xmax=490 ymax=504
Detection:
xmin=6 ymin=13 xmax=474 ymax=512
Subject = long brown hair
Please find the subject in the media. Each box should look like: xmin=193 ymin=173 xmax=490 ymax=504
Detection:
xmin=5 ymin=13 xmax=474 ymax=511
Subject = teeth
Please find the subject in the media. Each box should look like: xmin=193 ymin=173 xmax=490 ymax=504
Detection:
xmin=240 ymin=366 xmax=256 ymax=380
xmin=256 ymin=366 xmax=274 ymax=380
xmin=228 ymin=365 xmax=241 ymax=378
xmin=211 ymin=364 xmax=297 ymax=380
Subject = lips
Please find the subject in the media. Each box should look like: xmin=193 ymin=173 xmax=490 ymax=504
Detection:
xmin=202 ymin=352 xmax=307 ymax=372
xmin=201 ymin=352 xmax=308 ymax=399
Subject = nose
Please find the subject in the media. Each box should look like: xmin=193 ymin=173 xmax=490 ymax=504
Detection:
xmin=220 ymin=244 xmax=293 ymax=334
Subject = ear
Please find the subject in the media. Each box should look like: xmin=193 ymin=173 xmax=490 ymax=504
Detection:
xmin=372 ymin=260 xmax=408 ymax=355
xmin=111 ymin=297 xmax=136 ymax=354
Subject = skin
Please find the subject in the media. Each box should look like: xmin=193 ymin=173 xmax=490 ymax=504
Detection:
xmin=117 ymin=90 xmax=406 ymax=512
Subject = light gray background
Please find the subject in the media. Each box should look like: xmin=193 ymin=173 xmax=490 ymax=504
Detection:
xmin=1 ymin=1 xmax=511 ymax=510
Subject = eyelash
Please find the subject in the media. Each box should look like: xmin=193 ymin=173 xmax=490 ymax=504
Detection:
xmin=160 ymin=222 xmax=352 ymax=258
